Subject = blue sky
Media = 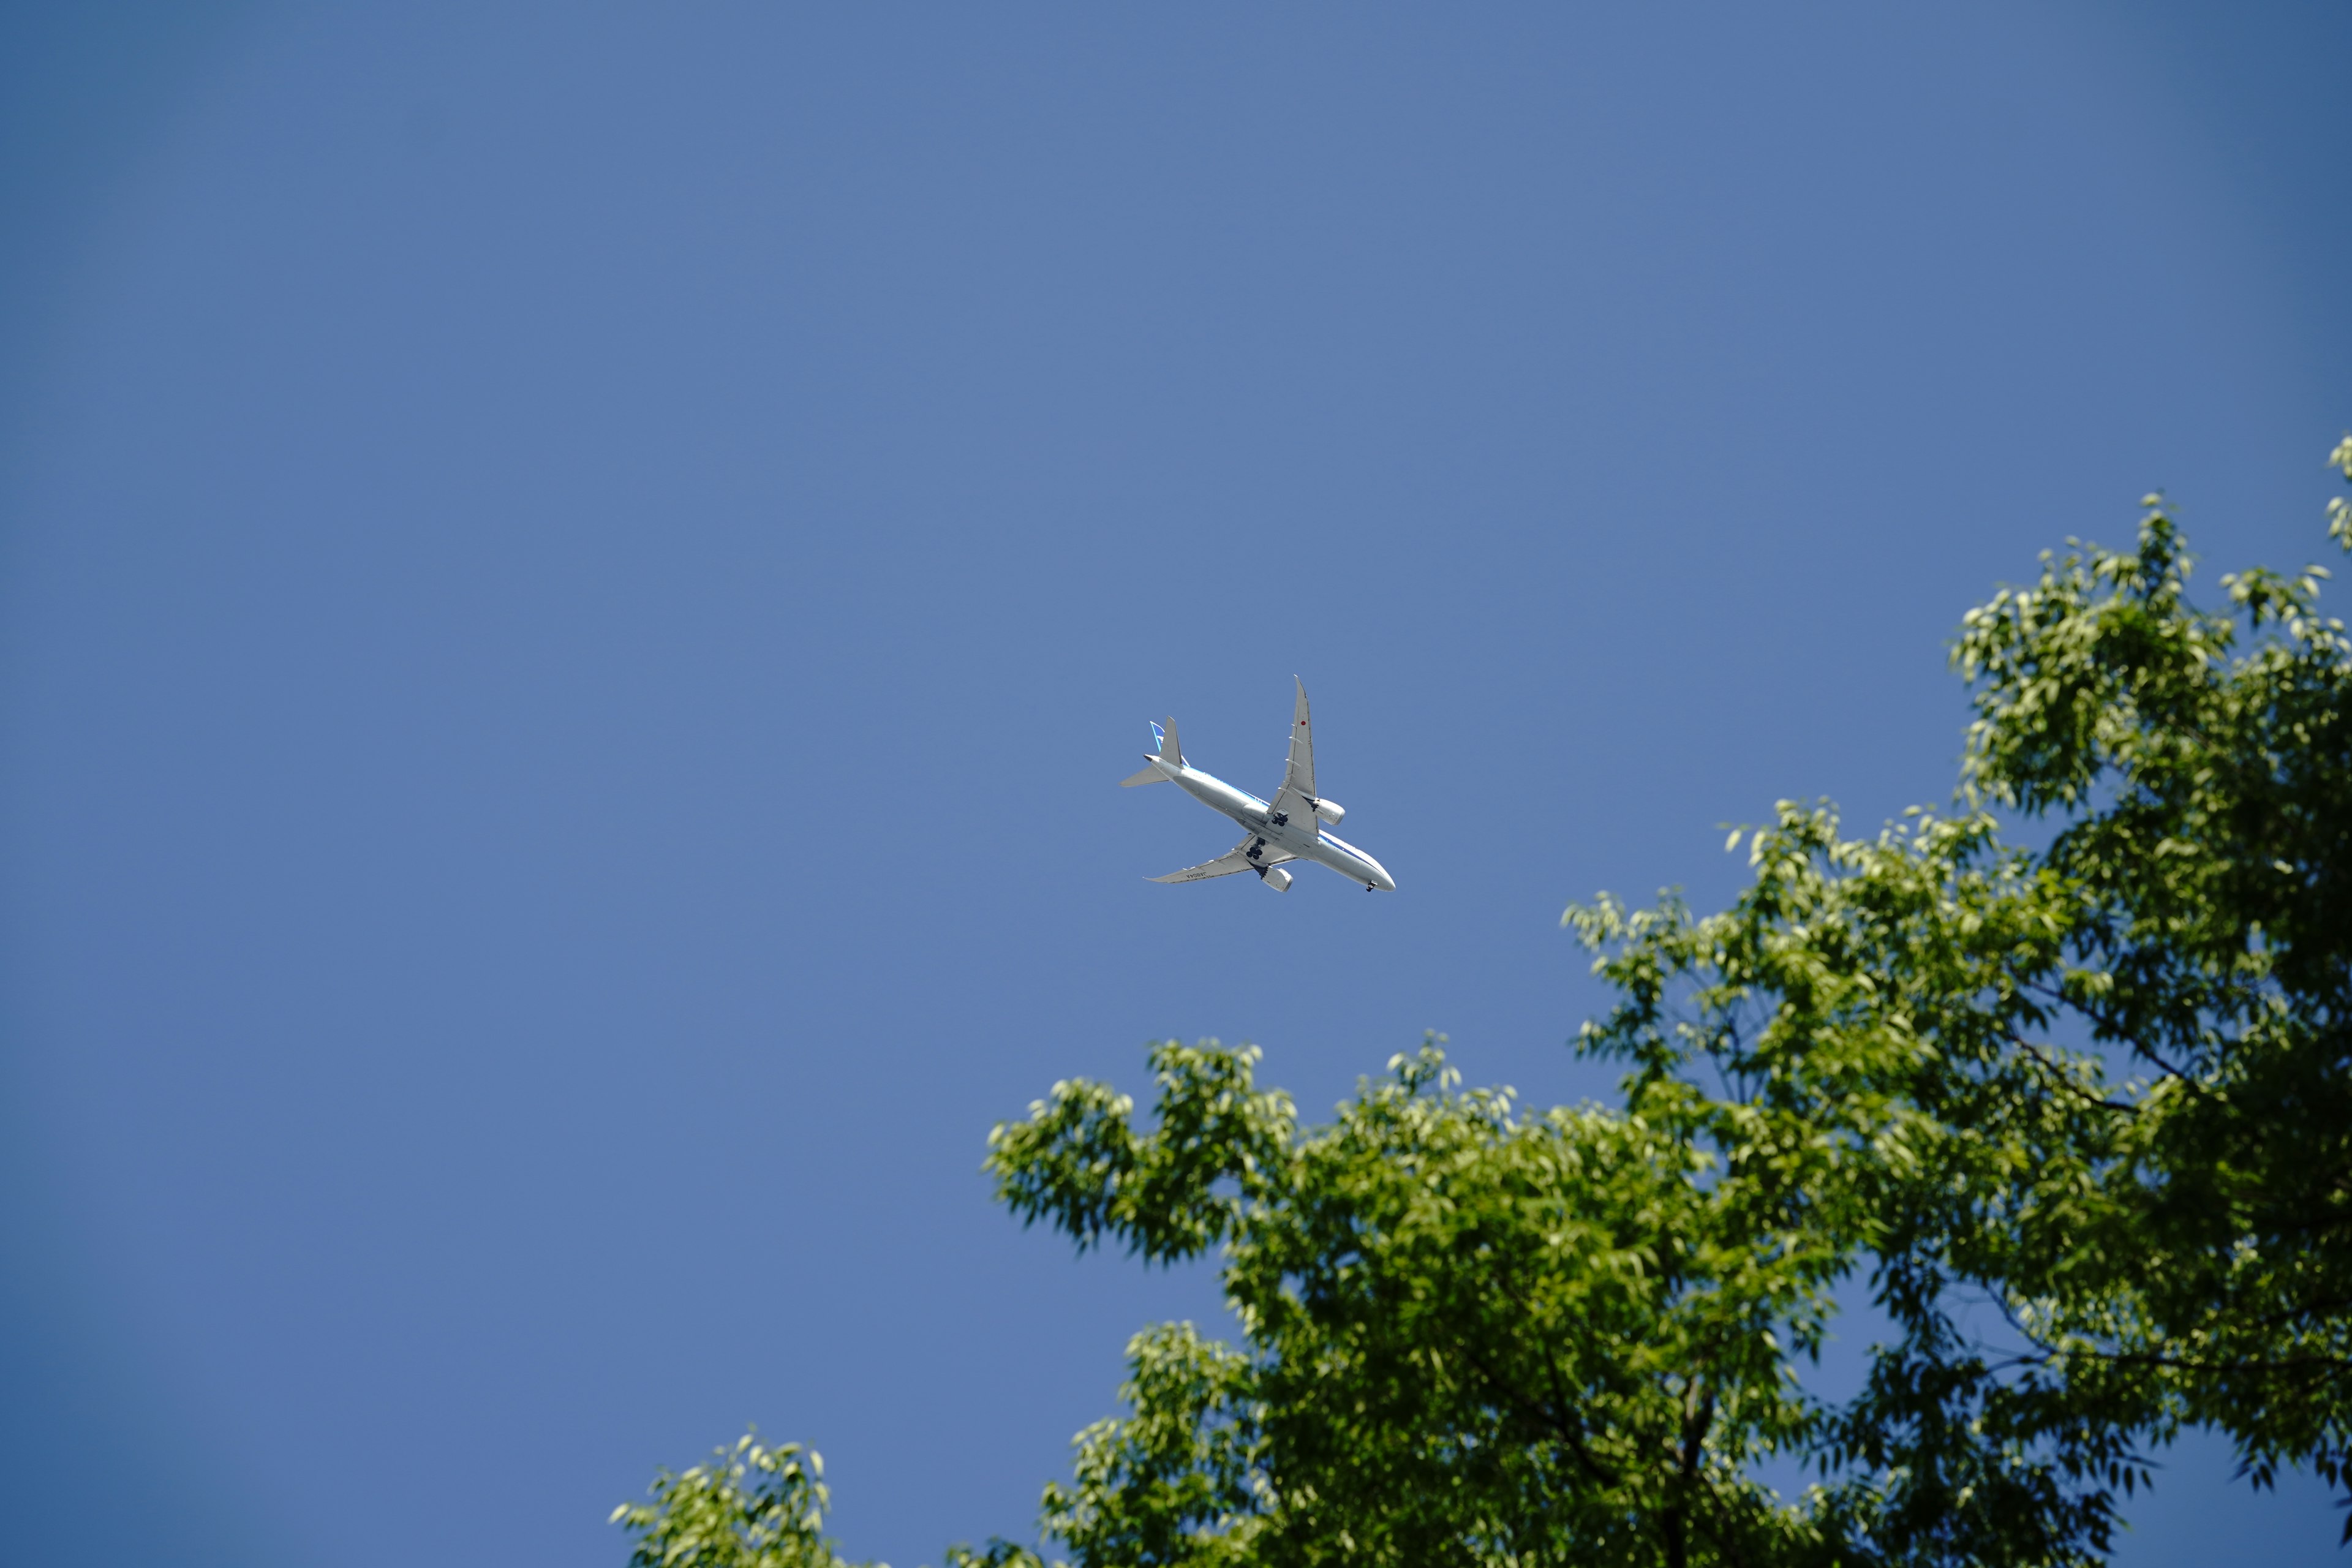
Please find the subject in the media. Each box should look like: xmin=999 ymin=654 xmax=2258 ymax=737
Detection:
xmin=1 ymin=5 xmax=2346 ymax=1564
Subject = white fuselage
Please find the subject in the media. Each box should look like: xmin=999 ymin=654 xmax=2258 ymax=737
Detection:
xmin=1148 ymin=753 xmax=1397 ymax=891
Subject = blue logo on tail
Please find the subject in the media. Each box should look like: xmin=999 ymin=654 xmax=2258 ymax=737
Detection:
xmin=1150 ymin=721 xmax=1166 ymax=753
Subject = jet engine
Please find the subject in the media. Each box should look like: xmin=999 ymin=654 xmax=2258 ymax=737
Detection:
xmin=1258 ymin=865 xmax=1293 ymax=892
xmin=1313 ymin=798 xmax=1345 ymax=826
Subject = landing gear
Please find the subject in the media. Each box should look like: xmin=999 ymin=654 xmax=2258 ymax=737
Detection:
xmin=1268 ymin=811 xmax=1289 ymax=827
xmin=1366 ymin=884 xmax=1376 ymax=892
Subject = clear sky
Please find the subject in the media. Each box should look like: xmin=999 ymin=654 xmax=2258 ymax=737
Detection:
xmin=1 ymin=4 xmax=2346 ymax=1564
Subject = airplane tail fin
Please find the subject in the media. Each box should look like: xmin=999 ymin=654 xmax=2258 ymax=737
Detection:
xmin=1121 ymin=718 xmax=1180 ymax=786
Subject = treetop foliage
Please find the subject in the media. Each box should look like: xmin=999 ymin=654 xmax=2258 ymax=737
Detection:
xmin=612 ymin=1433 xmax=864 ymax=1568
xmin=618 ymin=444 xmax=2352 ymax=1567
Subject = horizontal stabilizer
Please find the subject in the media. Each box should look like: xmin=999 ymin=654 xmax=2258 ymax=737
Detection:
xmin=1120 ymin=765 xmax=1166 ymax=787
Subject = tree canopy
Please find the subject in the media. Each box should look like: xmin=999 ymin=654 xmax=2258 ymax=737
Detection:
xmin=617 ymin=442 xmax=2352 ymax=1567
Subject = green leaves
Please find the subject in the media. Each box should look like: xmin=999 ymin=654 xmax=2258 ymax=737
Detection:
xmin=982 ymin=1038 xmax=1861 ymax=1567
xmin=1038 ymin=1323 xmax=1262 ymax=1567
xmin=612 ymin=1433 xmax=865 ymax=1568
xmin=986 ymin=1041 xmax=1296 ymax=1265
xmin=2329 ymin=434 xmax=2352 ymax=551
xmin=1567 ymin=442 xmax=2352 ymax=1555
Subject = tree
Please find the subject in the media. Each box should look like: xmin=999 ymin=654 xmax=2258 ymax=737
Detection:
xmin=611 ymin=1431 xmax=868 ymax=1568
xmin=620 ymin=442 xmax=2352 ymax=1565
xmin=983 ymin=1038 xmax=1868 ymax=1567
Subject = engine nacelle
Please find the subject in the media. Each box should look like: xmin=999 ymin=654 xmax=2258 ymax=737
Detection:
xmin=1259 ymin=865 xmax=1293 ymax=892
xmin=1313 ymin=798 xmax=1345 ymax=826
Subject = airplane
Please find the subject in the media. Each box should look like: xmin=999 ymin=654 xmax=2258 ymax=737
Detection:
xmin=1121 ymin=679 xmax=1396 ymax=893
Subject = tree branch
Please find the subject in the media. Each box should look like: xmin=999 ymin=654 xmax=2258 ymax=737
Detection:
xmin=2003 ymin=1033 xmax=2139 ymax=1115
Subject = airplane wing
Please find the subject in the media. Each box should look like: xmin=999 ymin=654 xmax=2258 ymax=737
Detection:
xmin=1149 ymin=832 xmax=1297 ymax=883
xmin=1268 ymin=677 xmax=1317 ymax=824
